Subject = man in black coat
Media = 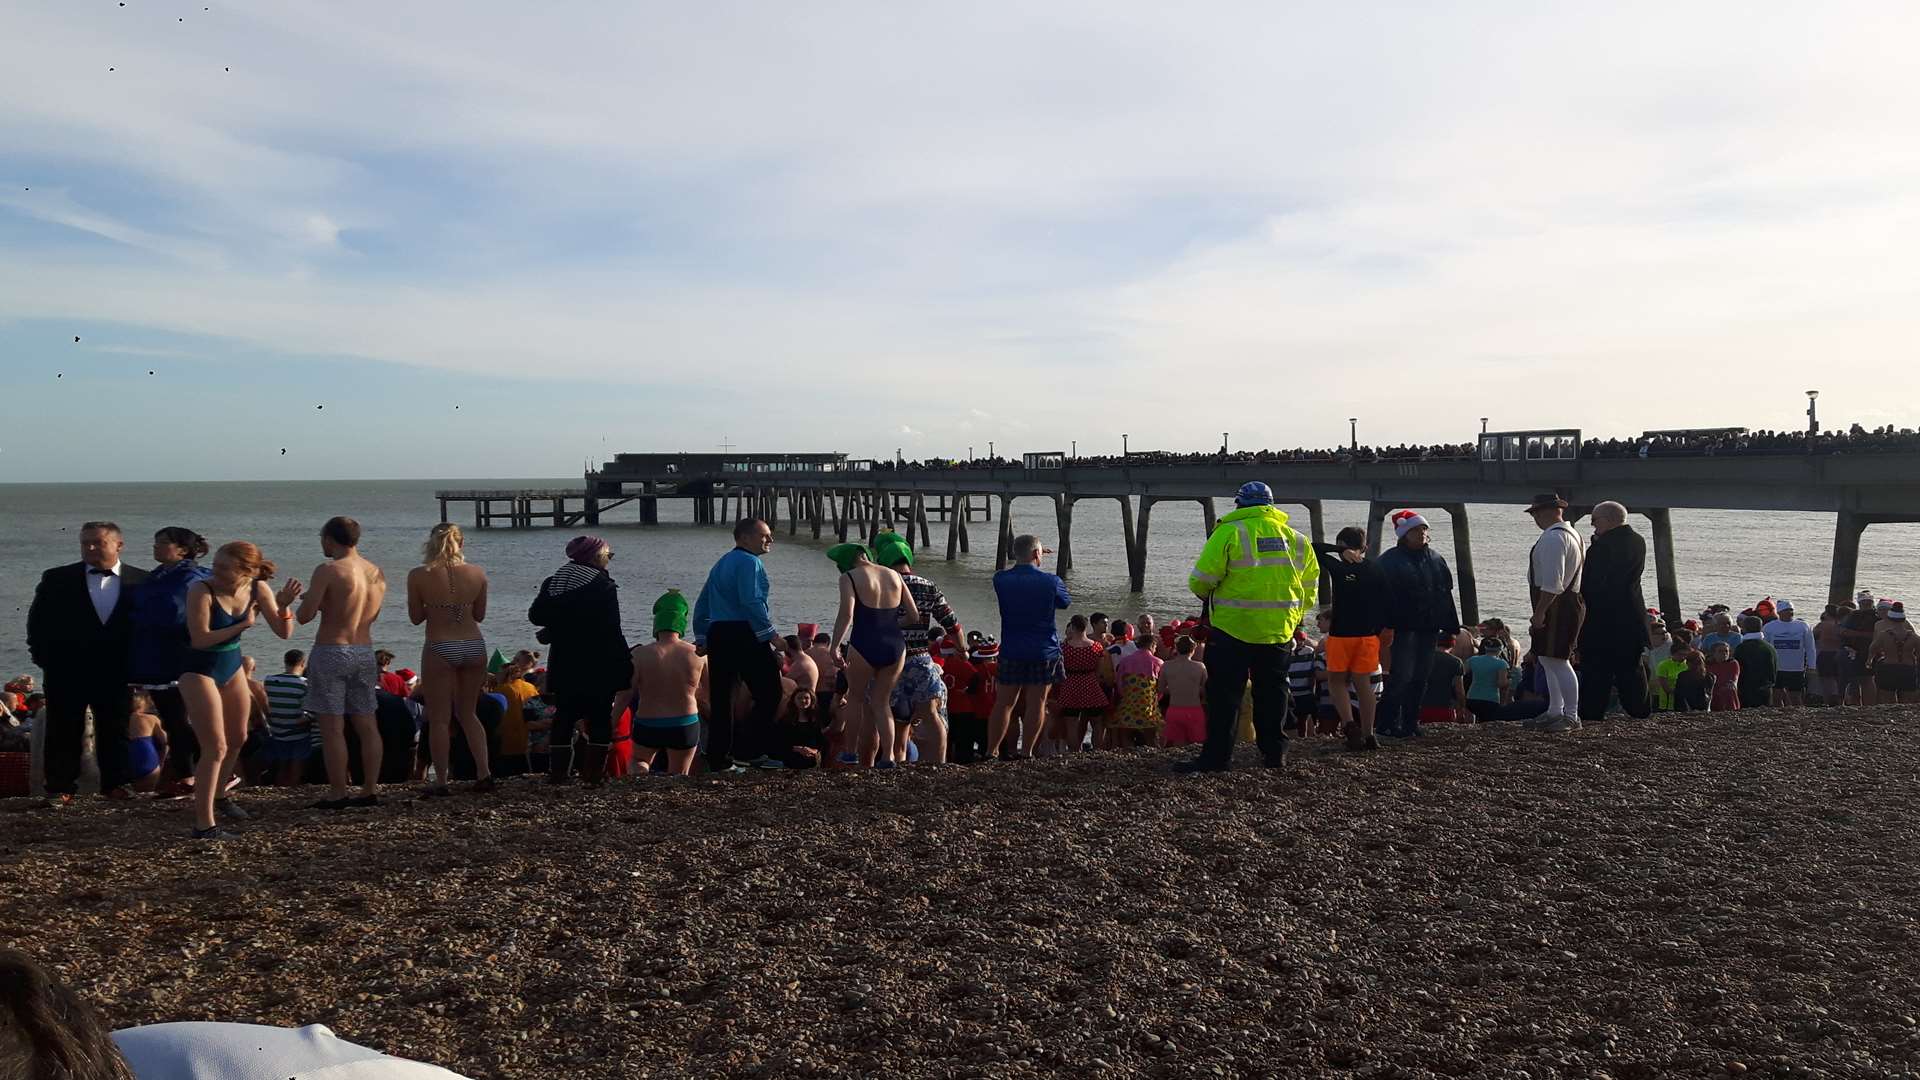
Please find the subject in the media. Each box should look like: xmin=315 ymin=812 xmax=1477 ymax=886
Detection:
xmin=1577 ymin=501 xmax=1652 ymax=721
xmin=25 ymin=521 xmax=150 ymax=800
xmin=1374 ymin=510 xmax=1462 ymax=738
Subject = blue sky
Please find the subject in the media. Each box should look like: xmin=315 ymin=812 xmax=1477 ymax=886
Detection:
xmin=3 ymin=1 xmax=1917 ymax=480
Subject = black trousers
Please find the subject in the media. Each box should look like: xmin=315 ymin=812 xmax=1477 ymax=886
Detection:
xmin=547 ymin=689 xmax=614 ymax=780
xmin=1200 ymin=630 xmax=1289 ymax=768
xmin=1577 ymin=648 xmax=1650 ymax=722
xmin=1377 ymin=631 xmax=1438 ymax=735
xmin=948 ymin=712 xmax=986 ymax=764
xmin=705 ymin=621 xmax=782 ymax=769
xmin=149 ymin=686 xmax=196 ymax=779
xmin=44 ymin=679 xmax=132 ymax=794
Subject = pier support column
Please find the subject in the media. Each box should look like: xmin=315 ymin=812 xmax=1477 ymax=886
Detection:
xmin=1829 ymin=510 xmax=1867 ymax=608
xmin=1126 ymin=496 xmax=1147 ymax=593
xmin=958 ymin=497 xmax=971 ymax=554
xmin=812 ymin=491 xmax=824 ymax=539
xmin=995 ymin=495 xmax=1015 ymax=570
xmin=915 ymin=492 xmax=933 ymax=549
xmin=439 ymin=498 xmax=449 ymax=524
xmin=787 ymin=490 xmax=799 ymax=536
xmin=1646 ymin=508 xmax=1681 ymax=625
xmin=1304 ymin=499 xmax=1328 ymax=599
xmin=640 ymin=482 xmax=659 ymax=526
xmin=1365 ymin=501 xmax=1388 ymax=558
xmin=945 ymin=492 xmax=962 ymax=560
xmin=1199 ymin=497 xmax=1216 ymax=536
xmin=1445 ymin=502 xmax=1478 ymax=627
xmin=1054 ymin=496 xmax=1075 ymax=575
xmin=585 ymin=495 xmax=600 ymax=526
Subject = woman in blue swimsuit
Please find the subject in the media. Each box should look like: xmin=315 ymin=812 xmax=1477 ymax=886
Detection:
xmin=181 ymin=541 xmax=301 ymax=839
xmin=828 ymin=543 xmax=919 ymax=768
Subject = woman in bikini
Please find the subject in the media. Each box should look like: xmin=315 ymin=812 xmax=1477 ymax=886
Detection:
xmin=181 ymin=541 xmax=300 ymax=838
xmin=407 ymin=523 xmax=495 ymax=796
xmin=827 ymin=543 xmax=919 ymax=768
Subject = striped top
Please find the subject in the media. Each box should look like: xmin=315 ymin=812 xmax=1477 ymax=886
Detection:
xmin=263 ymin=673 xmax=310 ymax=741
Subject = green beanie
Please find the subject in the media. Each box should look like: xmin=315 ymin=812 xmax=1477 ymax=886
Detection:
xmin=870 ymin=530 xmax=913 ymax=570
xmin=826 ymin=543 xmax=870 ymax=574
xmin=653 ymin=588 xmax=690 ymax=637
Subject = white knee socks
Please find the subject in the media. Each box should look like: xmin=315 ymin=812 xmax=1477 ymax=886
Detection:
xmin=1540 ymin=656 xmax=1578 ymax=717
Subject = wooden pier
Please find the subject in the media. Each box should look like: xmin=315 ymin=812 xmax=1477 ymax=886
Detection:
xmin=436 ymin=489 xmax=619 ymax=529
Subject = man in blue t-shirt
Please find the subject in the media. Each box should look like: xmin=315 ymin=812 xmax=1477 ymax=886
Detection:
xmin=986 ymin=534 xmax=1070 ymax=759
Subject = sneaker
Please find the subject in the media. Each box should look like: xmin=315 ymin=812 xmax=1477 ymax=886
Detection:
xmin=189 ymin=826 xmax=225 ymax=840
xmin=1539 ymin=713 xmax=1582 ymax=734
xmin=215 ymin=797 xmax=250 ymax=821
xmin=41 ymin=793 xmax=75 ymax=810
xmin=470 ymin=776 xmax=498 ymax=794
xmin=1363 ymin=735 xmax=1381 ymax=751
xmin=104 ymin=785 xmax=136 ymax=801
xmin=753 ymin=757 xmax=786 ymax=770
xmin=418 ymin=786 xmax=452 ymax=800
xmin=222 ymin=775 xmax=243 ymax=794
xmin=715 ymin=765 xmax=749 ymax=775
xmin=1520 ymin=715 xmax=1548 ymax=731
xmin=312 ymin=796 xmax=352 ymax=810
xmin=348 ymin=794 xmax=381 ymax=808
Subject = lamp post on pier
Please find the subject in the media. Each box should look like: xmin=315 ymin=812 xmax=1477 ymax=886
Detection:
xmin=1122 ymin=433 xmax=1129 ymax=457
xmin=1348 ymin=418 xmax=1358 ymax=451
xmin=1806 ymin=390 xmax=1820 ymax=436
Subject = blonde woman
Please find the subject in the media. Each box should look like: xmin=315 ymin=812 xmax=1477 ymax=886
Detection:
xmin=406 ymin=523 xmax=495 ymax=795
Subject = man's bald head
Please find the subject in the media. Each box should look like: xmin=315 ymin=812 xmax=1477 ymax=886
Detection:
xmin=1592 ymin=501 xmax=1628 ymax=532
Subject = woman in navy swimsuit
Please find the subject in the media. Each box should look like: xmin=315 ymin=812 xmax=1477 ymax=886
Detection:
xmin=828 ymin=543 xmax=919 ymax=768
xmin=181 ymin=541 xmax=301 ymax=839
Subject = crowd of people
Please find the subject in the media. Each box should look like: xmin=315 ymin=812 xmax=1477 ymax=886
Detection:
xmin=857 ymin=420 xmax=1920 ymax=473
xmin=7 ymin=485 xmax=1916 ymax=834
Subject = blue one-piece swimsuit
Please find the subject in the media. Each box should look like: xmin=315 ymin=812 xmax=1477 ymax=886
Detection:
xmin=183 ymin=594 xmax=249 ymax=686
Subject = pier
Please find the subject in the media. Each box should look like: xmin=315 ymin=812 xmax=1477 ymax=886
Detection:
xmin=438 ymin=435 xmax=1920 ymax=622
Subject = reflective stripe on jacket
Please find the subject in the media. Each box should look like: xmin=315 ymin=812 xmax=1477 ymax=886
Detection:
xmin=1189 ymin=505 xmax=1320 ymax=644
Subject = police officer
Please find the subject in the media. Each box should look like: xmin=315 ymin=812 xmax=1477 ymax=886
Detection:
xmin=1178 ymin=482 xmax=1320 ymax=772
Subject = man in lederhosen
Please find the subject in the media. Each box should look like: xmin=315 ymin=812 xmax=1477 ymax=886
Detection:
xmin=1524 ymin=493 xmax=1585 ymax=733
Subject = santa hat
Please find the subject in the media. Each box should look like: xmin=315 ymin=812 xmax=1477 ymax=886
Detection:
xmin=1390 ymin=510 xmax=1428 ymax=539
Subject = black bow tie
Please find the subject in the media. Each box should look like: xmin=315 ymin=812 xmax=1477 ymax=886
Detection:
xmin=88 ymin=567 xmax=113 ymax=576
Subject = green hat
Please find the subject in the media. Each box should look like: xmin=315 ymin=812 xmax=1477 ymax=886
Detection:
xmin=826 ymin=543 xmax=870 ymax=574
xmin=487 ymin=648 xmax=507 ymax=674
xmin=654 ymin=588 xmax=690 ymax=637
xmin=870 ymin=530 xmax=913 ymax=569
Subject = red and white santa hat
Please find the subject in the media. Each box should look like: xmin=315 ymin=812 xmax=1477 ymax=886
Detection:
xmin=1390 ymin=509 xmax=1429 ymax=539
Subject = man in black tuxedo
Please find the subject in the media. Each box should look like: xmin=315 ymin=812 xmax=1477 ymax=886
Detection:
xmin=1578 ymin=501 xmax=1653 ymax=722
xmin=26 ymin=521 xmax=150 ymax=800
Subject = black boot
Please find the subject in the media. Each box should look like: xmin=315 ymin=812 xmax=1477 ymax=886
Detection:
xmin=578 ymin=744 xmax=608 ymax=788
xmin=546 ymin=739 xmax=575 ymax=786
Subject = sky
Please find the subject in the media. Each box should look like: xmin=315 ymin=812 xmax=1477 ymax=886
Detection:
xmin=3 ymin=1 xmax=1917 ymax=481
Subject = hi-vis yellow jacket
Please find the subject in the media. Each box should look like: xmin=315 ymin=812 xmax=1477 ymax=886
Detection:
xmin=1188 ymin=505 xmax=1320 ymax=645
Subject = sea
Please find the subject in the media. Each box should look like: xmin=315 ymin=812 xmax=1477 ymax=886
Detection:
xmin=4 ymin=478 xmax=1916 ymax=677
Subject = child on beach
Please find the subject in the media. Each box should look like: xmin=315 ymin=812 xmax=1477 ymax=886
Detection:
xmin=124 ymin=690 xmax=168 ymax=792
xmin=1157 ymin=637 xmax=1207 ymax=746
xmin=1705 ymin=642 xmax=1742 ymax=711
xmin=1674 ymin=652 xmax=1713 ymax=711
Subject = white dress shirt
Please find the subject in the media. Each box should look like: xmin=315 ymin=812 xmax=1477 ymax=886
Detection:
xmin=88 ymin=561 xmax=123 ymax=623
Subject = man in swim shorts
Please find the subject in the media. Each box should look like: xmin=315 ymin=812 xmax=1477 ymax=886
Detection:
xmin=294 ymin=516 xmax=388 ymax=809
xmin=628 ymin=589 xmax=706 ymax=775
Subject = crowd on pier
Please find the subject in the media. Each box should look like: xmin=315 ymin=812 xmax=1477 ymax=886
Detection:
xmin=9 ymin=484 xmax=1918 ymax=831
xmin=863 ymin=421 xmax=1920 ymax=472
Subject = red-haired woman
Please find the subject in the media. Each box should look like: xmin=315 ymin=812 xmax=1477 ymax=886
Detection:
xmin=181 ymin=542 xmax=301 ymax=838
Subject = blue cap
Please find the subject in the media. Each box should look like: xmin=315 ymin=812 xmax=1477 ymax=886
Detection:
xmin=1235 ymin=481 xmax=1274 ymax=507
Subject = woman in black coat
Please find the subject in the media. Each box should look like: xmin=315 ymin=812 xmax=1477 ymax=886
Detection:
xmin=528 ymin=535 xmax=631 ymax=785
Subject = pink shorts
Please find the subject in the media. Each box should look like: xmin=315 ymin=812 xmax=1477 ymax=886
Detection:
xmin=1162 ymin=705 xmax=1206 ymax=746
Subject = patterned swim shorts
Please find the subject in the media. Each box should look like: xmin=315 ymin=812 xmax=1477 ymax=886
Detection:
xmin=306 ymin=644 xmax=378 ymax=716
xmin=891 ymin=652 xmax=949 ymax=719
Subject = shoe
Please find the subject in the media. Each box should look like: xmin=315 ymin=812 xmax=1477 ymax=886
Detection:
xmin=578 ymin=745 xmax=609 ymax=788
xmin=1172 ymin=760 xmax=1228 ymax=774
xmin=189 ymin=826 xmax=225 ymax=840
xmin=754 ymin=756 xmax=786 ymax=770
xmin=104 ymin=785 xmax=135 ymax=801
xmin=215 ymin=797 xmax=249 ymax=821
xmin=873 ymin=759 xmax=897 ymax=770
xmin=312 ymin=797 xmax=351 ymax=810
xmin=1539 ymin=713 xmax=1582 ymax=734
xmin=1363 ymin=735 xmax=1380 ymax=751
xmin=348 ymin=794 xmax=381 ymax=808
xmin=470 ymin=776 xmax=498 ymax=794
xmin=41 ymin=793 xmax=75 ymax=809
xmin=418 ymin=786 xmax=452 ymax=800
xmin=223 ymin=775 xmax=243 ymax=794
xmin=158 ymin=778 xmax=193 ymax=798
xmin=1405 ymin=725 xmax=1426 ymax=738
xmin=715 ymin=765 xmax=748 ymax=775
xmin=1520 ymin=715 xmax=1547 ymax=730
xmin=1260 ymin=757 xmax=1288 ymax=769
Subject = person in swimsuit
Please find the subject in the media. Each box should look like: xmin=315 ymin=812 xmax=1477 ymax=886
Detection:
xmin=181 ymin=541 xmax=300 ymax=838
xmin=295 ymin=516 xmax=391 ymax=809
xmin=626 ymin=589 xmax=707 ymax=776
xmin=827 ymin=543 xmax=920 ymax=768
xmin=123 ymin=689 xmax=168 ymax=792
xmin=407 ymin=523 xmax=496 ymax=796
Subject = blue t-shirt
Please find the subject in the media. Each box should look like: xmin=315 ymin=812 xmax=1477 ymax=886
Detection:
xmin=992 ymin=564 xmax=1071 ymax=663
xmin=1466 ymin=654 xmax=1509 ymax=702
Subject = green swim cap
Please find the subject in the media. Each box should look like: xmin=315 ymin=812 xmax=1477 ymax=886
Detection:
xmin=826 ymin=543 xmax=870 ymax=573
xmin=653 ymin=588 xmax=690 ymax=637
xmin=870 ymin=530 xmax=913 ymax=569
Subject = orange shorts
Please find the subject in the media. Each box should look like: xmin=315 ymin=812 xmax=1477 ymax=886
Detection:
xmin=1324 ymin=635 xmax=1381 ymax=674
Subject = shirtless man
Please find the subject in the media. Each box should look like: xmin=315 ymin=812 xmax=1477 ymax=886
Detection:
xmin=1157 ymin=636 xmax=1208 ymax=747
xmin=783 ymin=635 xmax=820 ymax=707
xmin=805 ymin=632 xmax=838 ymax=726
xmin=629 ymin=590 xmax=707 ymax=775
xmin=294 ymin=516 xmax=387 ymax=808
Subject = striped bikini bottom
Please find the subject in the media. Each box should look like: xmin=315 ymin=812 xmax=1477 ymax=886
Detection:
xmin=428 ymin=638 xmax=489 ymax=669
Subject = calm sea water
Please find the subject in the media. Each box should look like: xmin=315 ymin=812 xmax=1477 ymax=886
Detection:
xmin=4 ymin=479 xmax=1916 ymax=677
